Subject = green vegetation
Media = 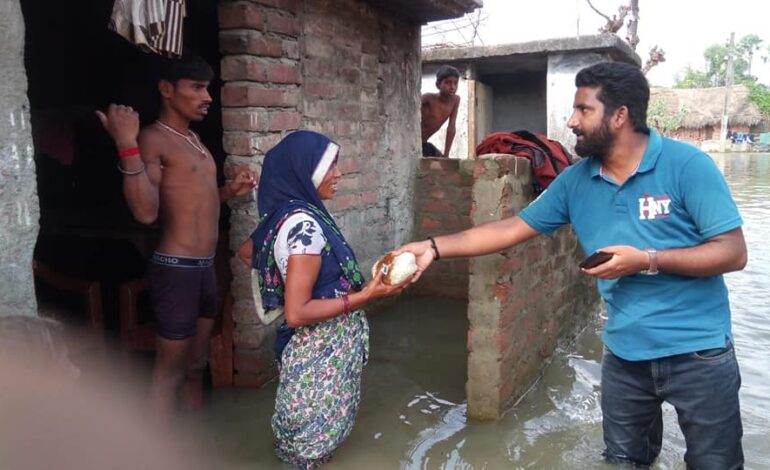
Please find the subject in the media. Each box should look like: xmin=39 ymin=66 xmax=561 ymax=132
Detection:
xmin=675 ymin=34 xmax=765 ymax=88
xmin=674 ymin=34 xmax=770 ymax=117
xmin=647 ymin=97 xmax=688 ymax=134
xmin=747 ymin=82 xmax=770 ymax=117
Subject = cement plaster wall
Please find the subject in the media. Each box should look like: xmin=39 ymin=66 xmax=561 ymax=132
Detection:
xmin=0 ymin=0 xmax=39 ymax=317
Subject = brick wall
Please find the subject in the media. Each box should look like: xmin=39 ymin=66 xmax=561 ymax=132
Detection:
xmin=219 ymin=0 xmax=421 ymax=387
xmin=412 ymin=158 xmax=474 ymax=298
xmin=464 ymin=155 xmax=598 ymax=419
xmin=413 ymin=154 xmax=599 ymax=420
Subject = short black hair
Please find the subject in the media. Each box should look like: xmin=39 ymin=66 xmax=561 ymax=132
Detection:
xmin=157 ymin=50 xmax=214 ymax=84
xmin=575 ymin=62 xmax=650 ymax=135
xmin=436 ymin=65 xmax=460 ymax=83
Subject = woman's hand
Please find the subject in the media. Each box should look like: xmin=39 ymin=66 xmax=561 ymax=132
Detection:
xmin=361 ymin=269 xmax=410 ymax=300
xmin=393 ymin=240 xmax=435 ymax=283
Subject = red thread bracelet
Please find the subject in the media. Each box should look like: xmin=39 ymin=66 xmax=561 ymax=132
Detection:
xmin=118 ymin=147 xmax=140 ymax=158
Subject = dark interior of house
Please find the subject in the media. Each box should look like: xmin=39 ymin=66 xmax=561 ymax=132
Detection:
xmin=21 ymin=0 xmax=225 ymax=338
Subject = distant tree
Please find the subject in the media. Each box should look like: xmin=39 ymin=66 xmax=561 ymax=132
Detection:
xmin=676 ymin=34 xmax=762 ymax=88
xmin=737 ymin=34 xmax=763 ymax=76
xmin=674 ymin=66 xmax=711 ymax=89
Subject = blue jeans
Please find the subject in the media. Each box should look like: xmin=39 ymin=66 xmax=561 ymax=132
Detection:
xmin=601 ymin=343 xmax=743 ymax=469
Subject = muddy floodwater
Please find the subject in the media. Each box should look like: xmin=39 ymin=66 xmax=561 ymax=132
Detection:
xmin=188 ymin=153 xmax=770 ymax=470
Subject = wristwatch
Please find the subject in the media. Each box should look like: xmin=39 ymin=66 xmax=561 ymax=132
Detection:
xmin=641 ymin=248 xmax=659 ymax=275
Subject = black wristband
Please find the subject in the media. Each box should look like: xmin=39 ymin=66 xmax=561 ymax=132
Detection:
xmin=427 ymin=236 xmax=440 ymax=261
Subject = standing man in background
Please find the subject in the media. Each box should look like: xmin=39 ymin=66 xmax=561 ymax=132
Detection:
xmin=97 ymin=52 xmax=256 ymax=425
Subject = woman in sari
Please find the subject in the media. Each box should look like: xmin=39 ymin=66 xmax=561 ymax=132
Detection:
xmin=239 ymin=131 xmax=406 ymax=468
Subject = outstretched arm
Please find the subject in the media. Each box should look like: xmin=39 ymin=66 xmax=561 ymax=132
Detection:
xmin=395 ymin=216 xmax=540 ymax=282
xmin=96 ymin=104 xmax=161 ymax=225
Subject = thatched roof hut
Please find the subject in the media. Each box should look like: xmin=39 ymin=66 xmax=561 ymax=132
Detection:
xmin=650 ymin=85 xmax=764 ymax=130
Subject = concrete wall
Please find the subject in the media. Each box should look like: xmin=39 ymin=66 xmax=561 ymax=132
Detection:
xmin=219 ymin=0 xmax=422 ymax=386
xmin=412 ymin=158 xmax=474 ymax=298
xmin=547 ymin=52 xmax=611 ymax=148
xmin=0 ymin=0 xmax=39 ymax=317
xmin=482 ymin=71 xmax=547 ymax=134
xmin=466 ymin=155 xmax=598 ymax=419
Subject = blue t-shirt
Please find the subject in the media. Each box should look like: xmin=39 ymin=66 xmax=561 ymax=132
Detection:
xmin=519 ymin=129 xmax=743 ymax=360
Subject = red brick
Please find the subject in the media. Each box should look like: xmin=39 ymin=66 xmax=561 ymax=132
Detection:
xmin=338 ymin=103 xmax=361 ymax=119
xmin=283 ymin=39 xmax=300 ymax=59
xmin=223 ymin=132 xmax=256 ymax=155
xmin=219 ymin=31 xmax=283 ymax=57
xmin=338 ymin=177 xmax=360 ymax=192
xmin=252 ymin=133 xmax=283 ymax=154
xmin=422 ymin=199 xmax=453 ymax=214
xmin=421 ymin=218 xmax=441 ymax=231
xmin=305 ymin=81 xmax=337 ymax=99
xmin=305 ymin=40 xmax=335 ymax=59
xmin=267 ymin=62 xmax=301 ymax=84
xmin=360 ymin=173 xmax=378 ymax=188
xmin=304 ymin=119 xmax=335 ymax=136
xmin=429 ymin=189 xmax=447 ymax=199
xmin=358 ymin=140 xmax=376 ymax=154
xmin=336 ymin=121 xmax=358 ymax=137
xmin=304 ymin=16 xmax=335 ymax=40
xmin=249 ymin=0 xmax=299 ymax=13
xmin=341 ymin=67 xmax=361 ymax=84
xmin=337 ymin=158 xmax=360 ymax=174
xmin=360 ymin=191 xmax=379 ymax=205
xmin=219 ymin=2 xmax=263 ymax=29
xmin=221 ymin=85 xmax=299 ymax=107
xmin=494 ymin=327 xmax=514 ymax=353
xmin=268 ymin=111 xmax=301 ymax=131
xmin=221 ymin=56 xmax=267 ymax=81
xmin=360 ymin=53 xmax=378 ymax=71
xmin=331 ymin=193 xmax=356 ymax=211
xmin=266 ymin=10 xmax=299 ymax=36
xmin=222 ymin=109 xmax=267 ymax=132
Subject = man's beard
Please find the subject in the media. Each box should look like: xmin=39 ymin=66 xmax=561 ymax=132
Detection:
xmin=574 ymin=118 xmax=614 ymax=162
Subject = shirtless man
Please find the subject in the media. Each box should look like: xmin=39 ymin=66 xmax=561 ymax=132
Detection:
xmin=421 ymin=65 xmax=461 ymax=158
xmin=96 ymin=53 xmax=256 ymax=424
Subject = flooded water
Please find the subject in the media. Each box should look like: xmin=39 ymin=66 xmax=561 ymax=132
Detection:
xmin=192 ymin=153 xmax=770 ymax=469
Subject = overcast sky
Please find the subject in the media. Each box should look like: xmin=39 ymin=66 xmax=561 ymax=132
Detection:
xmin=422 ymin=0 xmax=770 ymax=86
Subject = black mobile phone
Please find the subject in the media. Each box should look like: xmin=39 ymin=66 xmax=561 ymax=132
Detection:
xmin=579 ymin=251 xmax=613 ymax=269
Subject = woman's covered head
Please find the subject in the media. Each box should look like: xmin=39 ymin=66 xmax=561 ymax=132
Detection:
xmin=257 ymin=131 xmax=340 ymax=216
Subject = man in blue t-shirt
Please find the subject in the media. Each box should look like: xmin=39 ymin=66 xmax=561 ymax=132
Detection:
xmin=398 ymin=62 xmax=746 ymax=469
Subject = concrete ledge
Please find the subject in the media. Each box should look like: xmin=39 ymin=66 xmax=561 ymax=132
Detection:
xmin=364 ymin=0 xmax=482 ymax=23
xmin=423 ymin=33 xmax=640 ymax=66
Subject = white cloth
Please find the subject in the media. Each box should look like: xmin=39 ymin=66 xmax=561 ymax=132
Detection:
xmin=273 ymin=212 xmax=327 ymax=281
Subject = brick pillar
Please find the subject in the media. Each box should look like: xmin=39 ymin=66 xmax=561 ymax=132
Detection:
xmin=219 ymin=0 xmax=302 ymax=387
xmin=465 ymin=154 xmax=598 ymax=420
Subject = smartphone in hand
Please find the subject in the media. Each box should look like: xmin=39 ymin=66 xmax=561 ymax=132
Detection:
xmin=579 ymin=251 xmax=613 ymax=269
